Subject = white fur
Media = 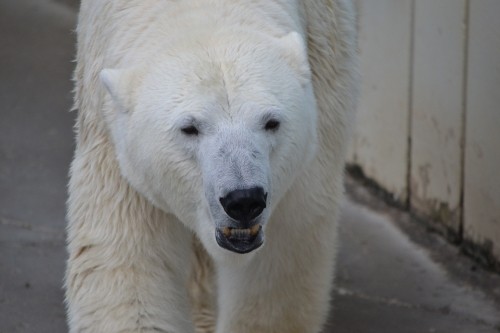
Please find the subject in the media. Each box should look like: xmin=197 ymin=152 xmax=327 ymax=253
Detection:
xmin=66 ymin=0 xmax=359 ymax=332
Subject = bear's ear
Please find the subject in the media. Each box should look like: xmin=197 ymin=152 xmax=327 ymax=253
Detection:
xmin=100 ymin=68 xmax=136 ymax=112
xmin=278 ymin=32 xmax=311 ymax=84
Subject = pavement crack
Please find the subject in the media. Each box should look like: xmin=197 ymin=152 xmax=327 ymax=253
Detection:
xmin=334 ymin=287 xmax=500 ymax=330
xmin=0 ymin=216 xmax=64 ymax=235
xmin=335 ymin=287 xmax=417 ymax=309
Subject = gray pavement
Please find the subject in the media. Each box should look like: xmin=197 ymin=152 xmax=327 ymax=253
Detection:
xmin=0 ymin=0 xmax=499 ymax=332
xmin=330 ymin=200 xmax=500 ymax=332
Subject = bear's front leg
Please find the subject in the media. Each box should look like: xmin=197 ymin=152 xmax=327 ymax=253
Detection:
xmin=66 ymin=210 xmax=195 ymax=333
xmin=66 ymin=157 xmax=195 ymax=333
xmin=214 ymin=213 xmax=338 ymax=333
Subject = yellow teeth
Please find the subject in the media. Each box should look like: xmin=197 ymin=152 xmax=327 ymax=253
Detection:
xmin=222 ymin=227 xmax=232 ymax=237
xmin=221 ymin=225 xmax=261 ymax=238
xmin=249 ymin=224 xmax=261 ymax=236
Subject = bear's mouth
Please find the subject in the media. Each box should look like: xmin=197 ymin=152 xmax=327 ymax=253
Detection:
xmin=215 ymin=224 xmax=263 ymax=254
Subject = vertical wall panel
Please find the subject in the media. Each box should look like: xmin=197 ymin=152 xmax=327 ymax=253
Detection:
xmin=464 ymin=0 xmax=500 ymax=260
xmin=410 ymin=0 xmax=466 ymax=233
xmin=349 ymin=0 xmax=413 ymax=201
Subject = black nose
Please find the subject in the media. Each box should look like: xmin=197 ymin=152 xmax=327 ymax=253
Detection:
xmin=219 ymin=187 xmax=267 ymax=222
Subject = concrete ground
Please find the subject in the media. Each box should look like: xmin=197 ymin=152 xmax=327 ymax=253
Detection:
xmin=0 ymin=0 xmax=499 ymax=332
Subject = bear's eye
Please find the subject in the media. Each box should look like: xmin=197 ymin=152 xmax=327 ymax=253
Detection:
xmin=181 ymin=125 xmax=199 ymax=136
xmin=264 ymin=119 xmax=280 ymax=131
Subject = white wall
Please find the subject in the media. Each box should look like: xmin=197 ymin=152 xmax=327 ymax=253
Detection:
xmin=349 ymin=0 xmax=412 ymax=202
xmin=350 ymin=0 xmax=500 ymax=263
xmin=463 ymin=0 xmax=500 ymax=261
xmin=410 ymin=0 xmax=466 ymax=234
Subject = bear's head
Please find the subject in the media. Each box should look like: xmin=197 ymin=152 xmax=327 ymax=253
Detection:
xmin=100 ymin=31 xmax=317 ymax=258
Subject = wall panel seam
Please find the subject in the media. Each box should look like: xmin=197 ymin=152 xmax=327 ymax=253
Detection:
xmin=406 ymin=0 xmax=416 ymax=210
xmin=459 ymin=0 xmax=471 ymax=242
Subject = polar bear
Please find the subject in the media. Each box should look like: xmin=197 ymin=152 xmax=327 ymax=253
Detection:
xmin=65 ymin=1 xmax=358 ymax=332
